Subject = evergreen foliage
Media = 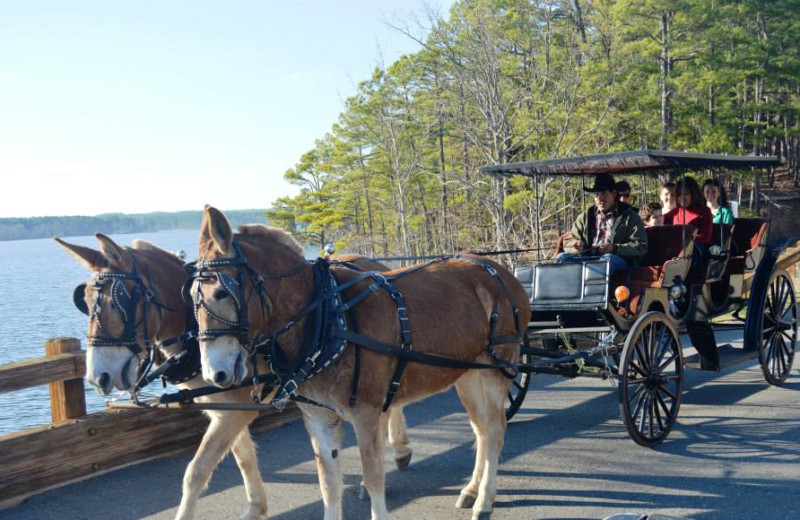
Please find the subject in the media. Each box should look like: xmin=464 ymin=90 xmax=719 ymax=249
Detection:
xmin=269 ymin=0 xmax=800 ymax=256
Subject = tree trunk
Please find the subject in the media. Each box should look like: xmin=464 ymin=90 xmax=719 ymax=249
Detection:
xmin=660 ymin=10 xmax=674 ymax=149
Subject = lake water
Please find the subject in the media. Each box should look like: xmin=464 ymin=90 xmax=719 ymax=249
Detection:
xmin=0 ymin=229 xmax=317 ymax=435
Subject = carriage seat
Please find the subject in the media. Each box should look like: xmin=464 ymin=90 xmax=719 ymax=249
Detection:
xmin=724 ymin=218 xmax=768 ymax=275
xmin=626 ymin=225 xmax=696 ymax=288
xmin=606 ymin=226 xmax=695 ymax=316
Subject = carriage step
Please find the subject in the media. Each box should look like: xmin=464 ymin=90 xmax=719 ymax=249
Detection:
xmin=685 ymin=344 xmax=758 ymax=371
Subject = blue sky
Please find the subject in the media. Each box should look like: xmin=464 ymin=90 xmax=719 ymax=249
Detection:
xmin=0 ymin=0 xmax=451 ymax=218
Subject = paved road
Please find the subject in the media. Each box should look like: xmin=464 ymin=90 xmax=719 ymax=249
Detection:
xmin=3 ymin=330 xmax=799 ymax=520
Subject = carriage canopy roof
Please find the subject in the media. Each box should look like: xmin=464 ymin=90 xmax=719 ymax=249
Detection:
xmin=479 ymin=149 xmax=781 ymax=178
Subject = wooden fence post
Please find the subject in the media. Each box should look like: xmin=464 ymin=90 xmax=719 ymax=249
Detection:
xmin=45 ymin=338 xmax=86 ymax=423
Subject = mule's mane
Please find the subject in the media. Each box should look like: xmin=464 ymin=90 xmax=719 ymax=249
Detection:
xmin=237 ymin=224 xmax=304 ymax=257
xmin=131 ymin=239 xmax=183 ymax=267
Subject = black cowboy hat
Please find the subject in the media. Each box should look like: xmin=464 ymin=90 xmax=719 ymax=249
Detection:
xmin=583 ymin=172 xmax=617 ymax=193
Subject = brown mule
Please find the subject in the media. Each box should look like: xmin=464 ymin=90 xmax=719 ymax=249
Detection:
xmin=192 ymin=206 xmax=531 ymax=520
xmin=56 ymin=235 xmax=410 ymax=520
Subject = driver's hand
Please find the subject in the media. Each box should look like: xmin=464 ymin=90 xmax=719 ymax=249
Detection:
xmin=573 ymin=240 xmax=585 ymax=252
xmin=597 ymin=243 xmax=614 ymax=254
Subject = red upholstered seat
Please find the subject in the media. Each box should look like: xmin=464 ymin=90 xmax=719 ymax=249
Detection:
xmin=613 ymin=225 xmax=695 ymax=316
xmin=631 ymin=225 xmax=696 ymax=286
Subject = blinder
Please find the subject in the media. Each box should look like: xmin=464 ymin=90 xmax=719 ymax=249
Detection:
xmin=181 ymin=278 xmax=195 ymax=306
xmin=73 ymin=283 xmax=89 ymax=315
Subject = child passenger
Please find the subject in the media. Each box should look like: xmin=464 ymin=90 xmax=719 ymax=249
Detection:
xmin=639 ymin=202 xmax=664 ymax=227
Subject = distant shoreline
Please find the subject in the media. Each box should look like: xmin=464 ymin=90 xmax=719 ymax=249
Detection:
xmin=0 ymin=209 xmax=268 ymax=242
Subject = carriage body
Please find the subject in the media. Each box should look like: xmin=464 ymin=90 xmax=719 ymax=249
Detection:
xmin=482 ymin=150 xmax=797 ymax=446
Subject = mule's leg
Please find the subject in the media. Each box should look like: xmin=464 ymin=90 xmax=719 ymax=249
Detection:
xmin=230 ymin=426 xmax=268 ymax=520
xmin=360 ymin=405 xmax=411 ymax=500
xmin=301 ymin=406 xmax=344 ymax=520
xmin=352 ymin=410 xmax=390 ymax=520
xmin=453 ymin=370 xmax=487 ymax=510
xmin=455 ymin=370 xmax=509 ymax=520
xmin=175 ymin=411 xmax=258 ymax=520
xmin=387 ymin=405 xmax=412 ymax=470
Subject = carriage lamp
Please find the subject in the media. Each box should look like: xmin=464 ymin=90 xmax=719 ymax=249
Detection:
xmin=669 ymin=283 xmax=687 ymax=300
xmin=614 ymin=285 xmax=630 ymax=302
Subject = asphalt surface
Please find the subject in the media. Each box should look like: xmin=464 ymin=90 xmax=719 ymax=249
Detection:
xmin=2 ymin=330 xmax=799 ymax=520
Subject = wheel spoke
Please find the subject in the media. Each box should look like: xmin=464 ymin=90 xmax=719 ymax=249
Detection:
xmin=631 ymin=360 xmax=649 ymax=378
xmin=630 ymin=385 xmax=647 ymax=416
xmin=634 ymin=337 xmax=650 ymax=371
xmin=627 ymin=380 xmax=646 ymax=405
xmin=657 ymin=383 xmax=679 ymax=401
xmin=636 ymin=394 xmax=648 ymax=435
xmin=507 ymin=391 xmax=515 ymax=403
xmin=652 ymin=394 xmax=665 ymax=432
xmin=648 ymin=324 xmax=657 ymax=367
xmin=513 ymin=380 xmax=526 ymax=391
xmin=655 ymin=387 xmax=674 ymax=413
xmin=777 ymin=337 xmax=788 ymax=376
xmin=777 ymin=279 xmax=790 ymax=318
xmin=658 ymin=353 xmax=678 ymax=372
xmin=652 ymin=325 xmax=668 ymax=366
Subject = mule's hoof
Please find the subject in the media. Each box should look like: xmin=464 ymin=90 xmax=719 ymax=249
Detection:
xmin=395 ymin=452 xmax=412 ymax=471
xmin=455 ymin=493 xmax=476 ymax=509
xmin=471 ymin=513 xmax=492 ymax=520
xmin=358 ymin=483 xmax=368 ymax=501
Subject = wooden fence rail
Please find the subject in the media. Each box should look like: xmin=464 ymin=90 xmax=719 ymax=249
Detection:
xmin=0 ymin=338 xmax=300 ymax=510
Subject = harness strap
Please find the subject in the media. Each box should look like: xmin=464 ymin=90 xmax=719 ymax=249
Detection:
xmin=381 ymin=282 xmax=413 ymax=411
xmin=334 ymin=328 xmax=518 ymax=376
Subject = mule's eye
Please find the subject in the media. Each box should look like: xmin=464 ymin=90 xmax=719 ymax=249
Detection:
xmin=109 ymin=302 xmax=116 ymax=310
xmin=214 ymin=289 xmax=229 ymax=300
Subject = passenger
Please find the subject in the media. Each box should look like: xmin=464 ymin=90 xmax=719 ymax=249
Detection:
xmin=702 ymin=178 xmax=734 ymax=224
xmin=616 ymin=180 xmax=633 ymax=205
xmin=556 ymin=172 xmax=648 ymax=274
xmin=664 ymin=177 xmax=712 ymax=266
xmin=639 ymin=202 xmax=664 ymax=227
xmin=660 ymin=181 xmax=677 ymax=214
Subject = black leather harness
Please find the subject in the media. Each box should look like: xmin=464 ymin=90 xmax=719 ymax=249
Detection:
xmin=189 ymin=244 xmax=524 ymax=412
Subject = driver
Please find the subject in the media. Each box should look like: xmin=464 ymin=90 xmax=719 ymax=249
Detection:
xmin=556 ymin=172 xmax=648 ymax=273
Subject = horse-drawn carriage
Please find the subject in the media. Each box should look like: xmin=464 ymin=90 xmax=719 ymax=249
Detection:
xmin=481 ymin=149 xmax=798 ymax=446
xmin=57 ymin=150 xmax=798 ymax=520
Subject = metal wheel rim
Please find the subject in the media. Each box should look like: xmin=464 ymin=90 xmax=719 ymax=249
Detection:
xmin=620 ymin=313 xmax=683 ymax=447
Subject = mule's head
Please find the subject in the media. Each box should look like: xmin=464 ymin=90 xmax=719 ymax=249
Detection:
xmin=56 ymin=234 xmax=189 ymax=395
xmin=191 ymin=205 xmax=309 ymax=388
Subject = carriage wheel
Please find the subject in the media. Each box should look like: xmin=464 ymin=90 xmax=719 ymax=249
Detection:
xmin=756 ymin=269 xmax=798 ymax=386
xmin=618 ymin=312 xmax=683 ymax=447
xmin=505 ymin=351 xmax=532 ymax=420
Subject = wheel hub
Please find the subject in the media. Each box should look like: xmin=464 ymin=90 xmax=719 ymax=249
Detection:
xmin=776 ymin=320 xmax=794 ymax=332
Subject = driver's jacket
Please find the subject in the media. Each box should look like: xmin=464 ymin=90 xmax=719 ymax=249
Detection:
xmin=564 ymin=202 xmax=648 ymax=266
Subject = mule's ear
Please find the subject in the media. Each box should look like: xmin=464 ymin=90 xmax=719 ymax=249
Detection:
xmin=95 ymin=233 xmax=132 ymax=270
xmin=199 ymin=204 xmax=212 ymax=248
xmin=206 ymin=206 xmax=233 ymax=255
xmin=54 ymin=237 xmax=105 ymax=271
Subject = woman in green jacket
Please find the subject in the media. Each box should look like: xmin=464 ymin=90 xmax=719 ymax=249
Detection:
xmin=703 ymin=178 xmax=734 ymax=224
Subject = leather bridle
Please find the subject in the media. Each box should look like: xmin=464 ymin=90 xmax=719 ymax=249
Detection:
xmin=186 ymin=241 xmax=308 ymax=350
xmin=74 ymin=252 xmax=199 ymax=393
